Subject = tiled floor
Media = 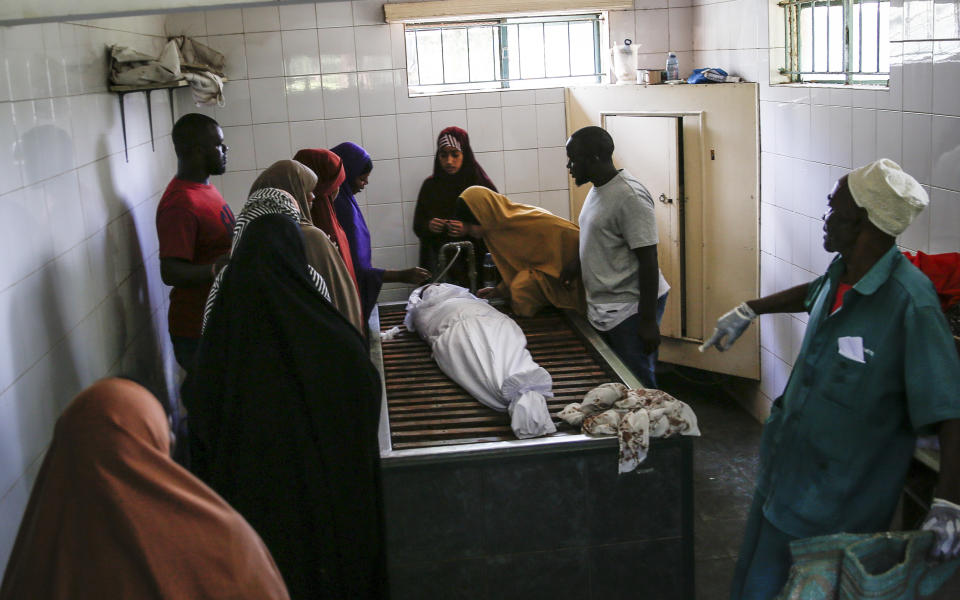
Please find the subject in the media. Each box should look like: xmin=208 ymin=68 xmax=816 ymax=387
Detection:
xmin=655 ymin=366 xmax=763 ymax=600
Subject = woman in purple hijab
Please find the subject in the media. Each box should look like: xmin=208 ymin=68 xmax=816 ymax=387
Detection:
xmin=331 ymin=142 xmax=429 ymax=321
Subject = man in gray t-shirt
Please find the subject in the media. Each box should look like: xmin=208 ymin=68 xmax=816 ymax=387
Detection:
xmin=563 ymin=126 xmax=669 ymax=388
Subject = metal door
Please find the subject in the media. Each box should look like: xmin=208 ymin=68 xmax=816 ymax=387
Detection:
xmin=603 ymin=114 xmax=682 ymax=339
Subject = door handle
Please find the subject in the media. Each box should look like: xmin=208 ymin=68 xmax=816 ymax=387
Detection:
xmin=659 ymin=193 xmax=673 ymax=204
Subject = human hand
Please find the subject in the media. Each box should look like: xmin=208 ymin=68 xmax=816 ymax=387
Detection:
xmin=428 ymin=218 xmax=446 ymax=233
xmin=922 ymin=498 xmax=960 ymax=560
xmin=699 ymin=302 xmax=757 ymax=352
xmin=212 ymin=253 xmax=231 ymax=279
xmin=446 ymin=220 xmax=465 ymax=237
xmin=637 ymin=317 xmax=661 ymax=355
xmin=401 ymin=267 xmax=431 ymax=285
xmin=477 ymin=287 xmax=501 ymax=299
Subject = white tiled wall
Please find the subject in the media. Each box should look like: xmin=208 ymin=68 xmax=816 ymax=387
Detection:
xmin=0 ymin=15 xmax=179 ymax=572
xmin=693 ymin=0 xmax=960 ymax=419
xmin=166 ymin=2 xmax=585 ymax=302
xmin=609 ymin=0 xmax=698 ymax=80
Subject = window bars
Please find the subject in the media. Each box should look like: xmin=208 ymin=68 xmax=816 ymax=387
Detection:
xmin=779 ymin=0 xmax=889 ymax=85
xmin=404 ymin=14 xmax=603 ymax=94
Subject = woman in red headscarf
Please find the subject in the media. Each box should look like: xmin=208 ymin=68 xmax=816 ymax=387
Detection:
xmin=413 ymin=127 xmax=497 ymax=287
xmin=293 ymin=148 xmax=358 ymax=290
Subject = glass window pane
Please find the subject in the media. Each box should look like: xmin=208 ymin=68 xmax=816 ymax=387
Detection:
xmin=504 ymin=24 xmax=520 ymax=81
xmin=416 ymin=29 xmax=444 ymax=85
xmin=544 ymin=22 xmax=570 ymax=77
xmin=569 ymin=21 xmax=596 ymax=75
xmin=800 ymin=4 xmax=813 ymax=72
xmin=468 ymin=26 xmax=496 ymax=82
xmin=878 ymin=1 xmax=890 ymax=72
xmin=827 ymin=3 xmax=843 ymax=73
xmin=441 ymin=28 xmax=469 ymax=83
xmin=518 ymin=23 xmax=546 ymax=79
xmin=405 ymin=30 xmax=420 ymax=85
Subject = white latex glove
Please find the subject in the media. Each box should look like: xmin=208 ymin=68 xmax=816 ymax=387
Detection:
xmin=699 ymin=302 xmax=757 ymax=352
xmin=922 ymin=497 xmax=960 ymax=560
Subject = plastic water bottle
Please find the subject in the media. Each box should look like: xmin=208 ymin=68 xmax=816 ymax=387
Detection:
xmin=482 ymin=253 xmax=498 ymax=289
xmin=666 ymin=52 xmax=679 ymax=81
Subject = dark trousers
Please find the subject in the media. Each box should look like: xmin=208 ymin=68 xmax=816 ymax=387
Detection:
xmin=597 ymin=292 xmax=668 ymax=389
xmin=730 ymin=491 xmax=797 ymax=600
xmin=170 ymin=335 xmax=200 ymax=468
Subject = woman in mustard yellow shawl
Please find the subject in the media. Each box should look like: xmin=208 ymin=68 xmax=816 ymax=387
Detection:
xmin=456 ymin=186 xmax=585 ymax=317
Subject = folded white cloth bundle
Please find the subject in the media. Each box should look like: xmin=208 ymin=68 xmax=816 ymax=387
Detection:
xmin=559 ymin=383 xmax=700 ymax=473
xmin=404 ymin=284 xmax=557 ymax=439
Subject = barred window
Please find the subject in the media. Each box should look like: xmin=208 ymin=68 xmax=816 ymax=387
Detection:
xmin=404 ymin=14 xmax=604 ymax=95
xmin=780 ymin=0 xmax=890 ymax=85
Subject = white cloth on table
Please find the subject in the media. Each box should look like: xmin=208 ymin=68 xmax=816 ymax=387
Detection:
xmin=559 ymin=383 xmax=700 ymax=473
xmin=404 ymin=284 xmax=557 ymax=439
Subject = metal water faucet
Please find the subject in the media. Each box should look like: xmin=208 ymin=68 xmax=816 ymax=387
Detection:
xmin=436 ymin=241 xmax=478 ymax=293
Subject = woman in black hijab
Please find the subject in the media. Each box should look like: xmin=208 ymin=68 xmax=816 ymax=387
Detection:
xmin=184 ymin=194 xmax=387 ymax=600
xmin=413 ymin=126 xmax=497 ymax=286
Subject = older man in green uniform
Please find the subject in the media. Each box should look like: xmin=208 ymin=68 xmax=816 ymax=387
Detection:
xmin=703 ymin=159 xmax=960 ymax=600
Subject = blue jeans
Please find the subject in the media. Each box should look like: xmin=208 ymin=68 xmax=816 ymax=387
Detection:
xmin=597 ymin=292 xmax=668 ymax=389
xmin=729 ymin=491 xmax=798 ymax=600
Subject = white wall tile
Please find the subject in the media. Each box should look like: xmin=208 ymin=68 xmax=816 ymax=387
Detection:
xmin=467 ymin=108 xmax=503 ymax=153
xmin=850 ymin=108 xmax=877 ymax=169
xmin=282 ymin=29 xmax=321 ymax=76
xmin=669 ymin=7 xmax=694 ymax=52
xmin=501 ymin=105 xmax=539 ymax=150
xmin=609 ymin=10 xmax=638 ymax=47
xmin=0 ymin=105 xmax=23 ymax=195
xmin=396 ymin=112 xmax=435 ymax=157
xmin=876 ymin=110 xmax=903 ymax=164
xmin=500 ymin=90 xmax=537 ymax=107
xmin=206 ymin=9 xmax=244 ymax=35
xmin=394 ymin=70 xmax=431 ymax=113
xmin=358 ymin=70 xmax=397 ymax=116
xmin=931 ymin=115 xmax=960 ymax=192
xmin=245 ymin=32 xmax=284 ymax=78
xmin=535 ymin=88 xmax=565 ymax=104
xmin=929 ymin=187 xmax=960 ymax=253
xmin=252 ymin=122 xmax=292 ymax=168
xmin=321 ymin=73 xmax=360 ymax=119
xmin=636 ymin=9 xmax=670 ymax=54
xmin=289 ymin=119 xmax=327 ymax=154
xmin=280 ymin=4 xmax=318 ymax=31
xmin=540 ymin=190 xmax=571 ymax=220
xmin=220 ymin=170 xmax=259 ymax=214
xmin=366 ymin=159 xmax=402 ymax=205
xmin=367 ymin=202 xmax=405 ymax=247
xmin=399 ymin=156 xmax=434 ymax=202
xmin=164 ymin=13 xmax=206 ymax=37
xmin=222 ymin=125 xmax=256 ymax=172
xmin=285 ymin=76 xmax=325 ymax=122
xmin=932 ymin=41 xmax=960 ymax=117
xmin=242 ymin=6 xmax=280 ymax=33
xmin=536 ymin=103 xmax=566 ymax=148
xmin=361 ymin=115 xmax=398 ymax=160
xmin=324 ymin=117 xmax=363 ymax=147
xmin=356 ymin=25 xmax=393 ymax=71
xmin=902 ymin=42 xmax=934 ymax=114
xmin=901 ymin=112 xmax=932 ymax=184
xmin=207 ymin=34 xmax=248 ymax=81
xmin=828 ymin=107 xmax=852 ymax=168
xmin=466 ymin=92 xmax=501 ymax=108
xmin=503 ymin=149 xmax=540 ymax=194
xmin=637 ymin=0 xmax=670 ymax=8
xmin=318 ymin=27 xmax=357 ymax=73
xmin=214 ymin=79 xmax=252 ymax=127
xmin=431 ymin=94 xmax=467 ymax=111
xmin=44 ymin=172 xmax=84 ymax=258
xmin=249 ymin=77 xmax=288 ymax=124
xmin=431 ymin=110 xmax=468 ymax=140
xmin=474 ymin=151 xmax=505 ymax=192
xmin=538 ymin=147 xmax=568 ymax=190
xmin=352 ymin=0 xmax=385 ymax=25
xmin=317 ymin=2 xmax=354 ymax=28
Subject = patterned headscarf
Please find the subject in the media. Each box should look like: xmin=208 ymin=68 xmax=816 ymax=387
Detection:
xmin=204 ymin=188 xmax=330 ymax=332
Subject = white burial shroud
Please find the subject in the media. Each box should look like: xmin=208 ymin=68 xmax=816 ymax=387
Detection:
xmin=404 ymin=284 xmax=557 ymax=439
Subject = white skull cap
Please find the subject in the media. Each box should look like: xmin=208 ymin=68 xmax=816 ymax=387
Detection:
xmin=847 ymin=158 xmax=928 ymax=236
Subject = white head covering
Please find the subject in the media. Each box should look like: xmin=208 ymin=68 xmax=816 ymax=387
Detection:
xmin=847 ymin=159 xmax=928 ymax=236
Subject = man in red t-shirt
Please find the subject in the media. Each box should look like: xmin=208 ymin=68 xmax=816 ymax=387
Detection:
xmin=157 ymin=113 xmax=234 ymax=371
